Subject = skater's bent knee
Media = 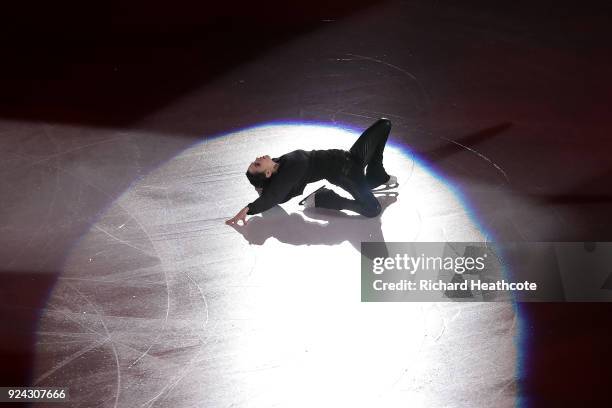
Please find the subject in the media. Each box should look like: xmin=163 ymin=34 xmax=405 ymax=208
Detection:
xmin=363 ymin=201 xmax=382 ymax=218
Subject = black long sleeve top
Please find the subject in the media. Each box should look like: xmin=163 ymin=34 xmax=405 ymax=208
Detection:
xmin=246 ymin=149 xmax=348 ymax=215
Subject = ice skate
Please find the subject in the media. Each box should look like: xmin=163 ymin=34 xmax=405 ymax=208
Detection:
xmin=371 ymin=175 xmax=398 ymax=192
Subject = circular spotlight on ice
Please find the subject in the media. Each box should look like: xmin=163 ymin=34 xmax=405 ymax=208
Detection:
xmin=35 ymin=123 xmax=516 ymax=408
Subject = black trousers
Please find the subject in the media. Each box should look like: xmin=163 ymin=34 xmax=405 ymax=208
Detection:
xmin=315 ymin=118 xmax=392 ymax=217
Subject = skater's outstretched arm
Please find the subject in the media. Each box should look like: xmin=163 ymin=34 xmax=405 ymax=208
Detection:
xmin=226 ymin=206 xmax=250 ymax=226
xmin=227 ymin=151 xmax=307 ymax=225
xmin=245 ymin=159 xmax=305 ymax=215
xmin=245 ymin=179 xmax=295 ymax=215
xmin=226 ymin=166 xmax=303 ymax=225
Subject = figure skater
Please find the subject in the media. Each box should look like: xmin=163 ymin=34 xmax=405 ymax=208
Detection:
xmin=225 ymin=118 xmax=398 ymax=225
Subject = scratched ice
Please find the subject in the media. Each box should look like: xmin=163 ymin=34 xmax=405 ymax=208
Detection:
xmin=35 ymin=125 xmax=516 ymax=407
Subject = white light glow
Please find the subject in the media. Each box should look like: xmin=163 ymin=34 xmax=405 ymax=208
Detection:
xmin=39 ymin=124 xmax=515 ymax=407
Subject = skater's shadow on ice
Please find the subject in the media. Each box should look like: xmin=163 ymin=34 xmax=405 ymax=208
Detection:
xmin=230 ymin=192 xmax=398 ymax=252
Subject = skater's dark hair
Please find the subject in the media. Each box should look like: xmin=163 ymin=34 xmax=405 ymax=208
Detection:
xmin=245 ymin=170 xmax=271 ymax=189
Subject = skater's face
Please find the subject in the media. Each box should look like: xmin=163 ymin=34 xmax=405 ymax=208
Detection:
xmin=247 ymin=155 xmax=275 ymax=178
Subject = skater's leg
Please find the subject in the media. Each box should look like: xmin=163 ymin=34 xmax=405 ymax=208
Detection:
xmin=312 ymin=174 xmax=381 ymax=218
xmin=348 ymin=118 xmax=391 ymax=188
xmin=349 ymin=118 xmax=391 ymax=166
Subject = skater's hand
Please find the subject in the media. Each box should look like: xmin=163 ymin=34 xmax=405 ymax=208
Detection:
xmin=225 ymin=206 xmax=250 ymax=226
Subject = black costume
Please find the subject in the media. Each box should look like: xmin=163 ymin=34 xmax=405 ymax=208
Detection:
xmin=247 ymin=118 xmax=392 ymax=217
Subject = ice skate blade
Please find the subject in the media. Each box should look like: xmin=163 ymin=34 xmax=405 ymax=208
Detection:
xmin=373 ymin=191 xmax=399 ymax=198
xmin=371 ymin=182 xmax=399 ymax=192
xmin=299 ymin=185 xmax=327 ymax=206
